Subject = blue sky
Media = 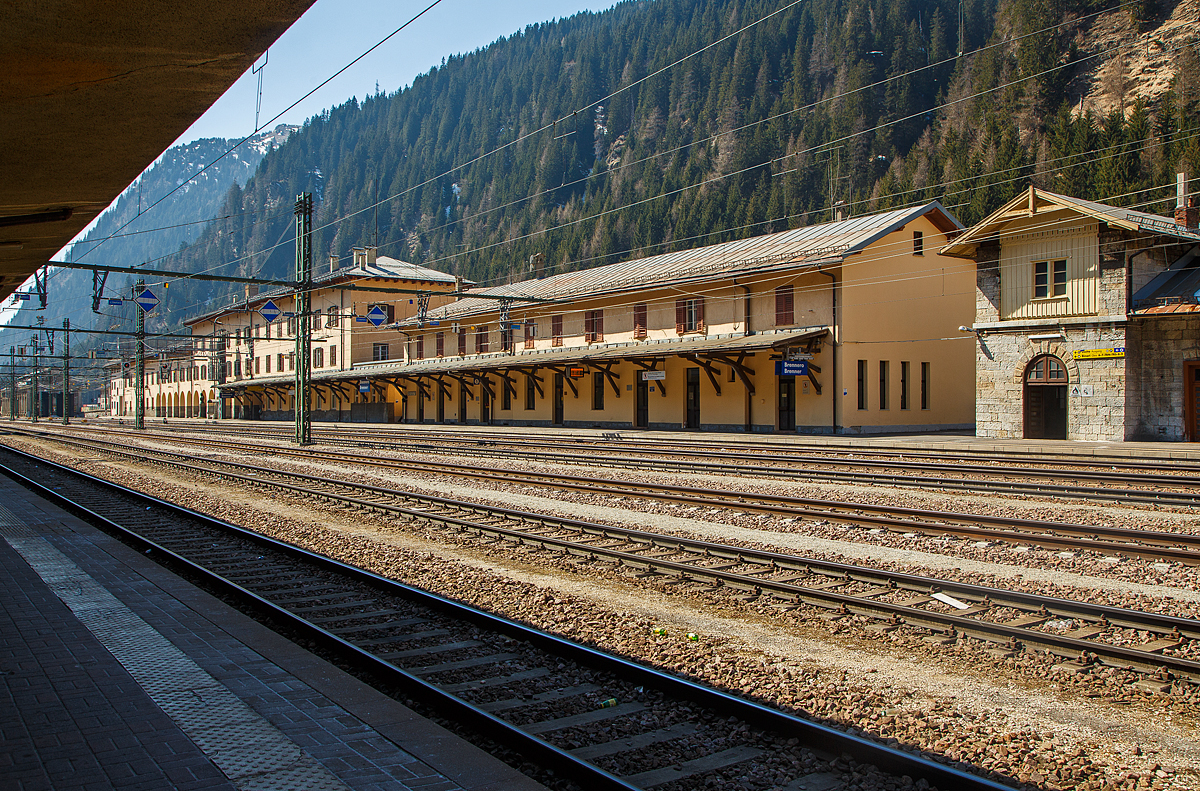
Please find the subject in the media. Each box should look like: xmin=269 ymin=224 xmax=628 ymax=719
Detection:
xmin=176 ymin=0 xmax=618 ymax=145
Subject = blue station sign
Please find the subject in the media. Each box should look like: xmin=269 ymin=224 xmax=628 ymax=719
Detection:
xmin=775 ymin=360 xmax=808 ymax=377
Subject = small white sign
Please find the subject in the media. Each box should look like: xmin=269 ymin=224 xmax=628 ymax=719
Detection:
xmin=641 ymin=370 xmax=666 ymax=381
xmin=931 ymin=591 xmax=970 ymax=610
xmin=1069 ymin=384 xmax=1082 ymax=397
xmin=1081 ymin=385 xmax=1094 ymax=397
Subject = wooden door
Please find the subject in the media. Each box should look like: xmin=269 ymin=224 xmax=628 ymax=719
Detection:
xmin=778 ymin=378 xmax=796 ymax=431
xmin=1186 ymin=362 xmax=1200 ymax=442
xmin=685 ymin=368 xmax=700 ymax=429
xmin=553 ymin=374 xmax=564 ymax=425
xmin=635 ymin=378 xmax=648 ymax=428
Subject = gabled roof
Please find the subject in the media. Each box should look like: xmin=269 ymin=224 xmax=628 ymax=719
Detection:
xmin=411 ymin=201 xmax=961 ymax=325
xmin=941 ymin=186 xmax=1200 ymax=258
xmin=317 ymin=255 xmax=459 ymax=286
xmin=183 ymin=254 xmax=461 ymax=326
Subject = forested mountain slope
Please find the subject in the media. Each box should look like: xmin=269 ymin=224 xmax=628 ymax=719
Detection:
xmin=31 ymin=0 xmax=1200 ymax=336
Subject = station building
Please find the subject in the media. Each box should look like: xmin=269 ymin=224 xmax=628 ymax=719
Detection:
xmin=942 ymin=185 xmax=1200 ymax=441
xmin=335 ymin=202 xmax=975 ymax=433
xmin=106 ymin=202 xmax=977 ymax=433
xmin=107 ymin=248 xmax=461 ymax=420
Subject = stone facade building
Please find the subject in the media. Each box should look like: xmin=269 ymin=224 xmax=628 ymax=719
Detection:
xmin=942 ymin=186 xmax=1200 ymax=441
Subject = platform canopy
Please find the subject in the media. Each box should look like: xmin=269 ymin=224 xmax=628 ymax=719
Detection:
xmin=0 ymin=0 xmax=317 ymax=301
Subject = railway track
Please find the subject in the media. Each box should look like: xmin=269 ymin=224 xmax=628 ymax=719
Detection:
xmin=108 ymin=417 xmax=1200 ymax=473
xmin=22 ymin=425 xmax=1200 ymax=564
xmin=83 ymin=420 xmax=1200 ymax=506
xmin=0 ymin=444 xmax=1012 ymax=791
xmin=9 ymin=429 xmax=1200 ymax=689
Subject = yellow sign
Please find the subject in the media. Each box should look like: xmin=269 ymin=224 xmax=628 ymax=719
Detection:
xmin=1072 ymin=347 xmax=1125 ymax=360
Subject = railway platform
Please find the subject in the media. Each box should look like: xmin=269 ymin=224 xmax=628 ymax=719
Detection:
xmin=0 ymin=474 xmax=546 ymax=791
xmin=132 ymin=416 xmax=1200 ymax=461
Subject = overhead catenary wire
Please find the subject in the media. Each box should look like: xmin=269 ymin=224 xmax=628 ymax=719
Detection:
xmin=69 ymin=0 xmax=449 ymax=264
xmin=58 ymin=0 xmax=1155 ymax=301
xmin=18 ymin=2 xmax=1189 ymax=347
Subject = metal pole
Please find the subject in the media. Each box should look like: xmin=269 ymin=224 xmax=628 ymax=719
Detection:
xmin=62 ymin=318 xmax=70 ymax=425
xmin=135 ymin=280 xmax=145 ymax=430
xmin=294 ymin=193 xmax=313 ymax=445
xmin=8 ymin=347 xmax=13 ymax=421
xmin=30 ymin=334 xmax=38 ymax=422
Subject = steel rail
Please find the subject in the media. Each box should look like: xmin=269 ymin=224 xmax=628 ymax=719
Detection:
xmin=0 ymin=445 xmax=1014 ymax=791
xmin=28 ymin=427 xmax=1200 ymax=562
xmin=67 ymin=422 xmax=1200 ymax=505
xmin=15 ymin=431 xmax=1200 ymax=684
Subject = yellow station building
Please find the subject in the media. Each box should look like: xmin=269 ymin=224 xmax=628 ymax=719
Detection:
xmin=109 ymin=202 xmax=978 ymax=434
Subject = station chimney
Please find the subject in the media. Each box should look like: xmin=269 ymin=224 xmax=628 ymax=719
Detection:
xmin=1177 ymin=172 xmax=1198 ymax=229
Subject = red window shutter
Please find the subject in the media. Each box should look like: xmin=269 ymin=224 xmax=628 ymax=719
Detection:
xmin=524 ymin=323 xmax=535 ymax=349
xmin=436 ymin=333 xmax=444 ymax=357
xmin=553 ymin=314 xmax=563 ymax=346
xmin=595 ymin=310 xmax=603 ymax=342
xmin=696 ymin=299 xmax=705 ymax=332
xmin=675 ymin=300 xmax=685 ymax=335
xmin=634 ymin=304 xmax=647 ymax=339
xmin=776 ymin=286 xmax=794 ymax=326
xmin=458 ymin=331 xmax=466 ymax=356
xmin=416 ymin=335 xmax=424 ymax=360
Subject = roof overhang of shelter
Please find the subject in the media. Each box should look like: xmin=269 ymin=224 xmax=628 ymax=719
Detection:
xmin=0 ymin=0 xmax=317 ymax=301
xmin=222 ymin=328 xmax=829 ymax=390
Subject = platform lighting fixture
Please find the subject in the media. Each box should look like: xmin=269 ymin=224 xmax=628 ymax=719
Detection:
xmin=1028 ymin=332 xmax=1065 ymax=341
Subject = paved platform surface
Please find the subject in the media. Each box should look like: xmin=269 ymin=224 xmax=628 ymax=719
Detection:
xmin=92 ymin=417 xmax=1200 ymax=461
xmin=0 ymin=474 xmax=546 ymax=791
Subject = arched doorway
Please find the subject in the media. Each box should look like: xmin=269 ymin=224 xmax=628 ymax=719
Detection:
xmin=1024 ymin=355 xmax=1068 ymax=439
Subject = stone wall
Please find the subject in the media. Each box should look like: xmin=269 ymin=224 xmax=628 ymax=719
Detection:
xmin=1127 ymin=317 xmax=1200 ymax=440
xmin=975 ymin=326 xmax=1128 ymax=440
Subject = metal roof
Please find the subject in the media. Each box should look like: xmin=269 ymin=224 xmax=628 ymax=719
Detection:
xmin=320 ymin=255 xmax=459 ymax=286
xmin=419 ymin=202 xmax=961 ymax=325
xmin=941 ymin=187 xmax=1200 ymax=258
xmin=184 ymin=254 xmax=460 ymax=326
xmin=1131 ymin=244 xmax=1200 ymax=315
xmin=224 ymin=327 xmax=827 ymax=388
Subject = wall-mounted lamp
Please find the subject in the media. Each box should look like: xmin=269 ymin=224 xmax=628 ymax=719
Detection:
xmin=1028 ymin=332 xmax=1064 ymax=342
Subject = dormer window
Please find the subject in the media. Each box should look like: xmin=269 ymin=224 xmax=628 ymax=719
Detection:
xmin=1034 ymin=259 xmax=1067 ymax=298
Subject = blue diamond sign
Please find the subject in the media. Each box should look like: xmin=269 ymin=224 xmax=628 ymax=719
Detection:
xmin=134 ymin=288 xmax=159 ymax=313
xmin=259 ymin=299 xmax=281 ymax=324
xmin=366 ymin=305 xmax=388 ymax=327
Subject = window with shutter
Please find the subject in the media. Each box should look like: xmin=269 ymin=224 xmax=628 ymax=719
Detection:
xmin=436 ymin=332 xmax=445 ymax=357
xmin=584 ymin=310 xmax=604 ymax=343
xmin=458 ymin=331 xmax=467 ymax=356
xmin=775 ymin=286 xmax=794 ymax=326
xmin=524 ymin=322 xmax=536 ymax=349
xmin=329 ymin=345 xmax=337 ymax=367
xmin=675 ymin=299 xmax=704 ymax=334
xmin=552 ymin=315 xmax=563 ymax=347
xmin=476 ymin=325 xmax=489 ymax=353
xmin=416 ymin=335 xmax=424 ymax=360
xmin=634 ymin=304 xmax=647 ymax=339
